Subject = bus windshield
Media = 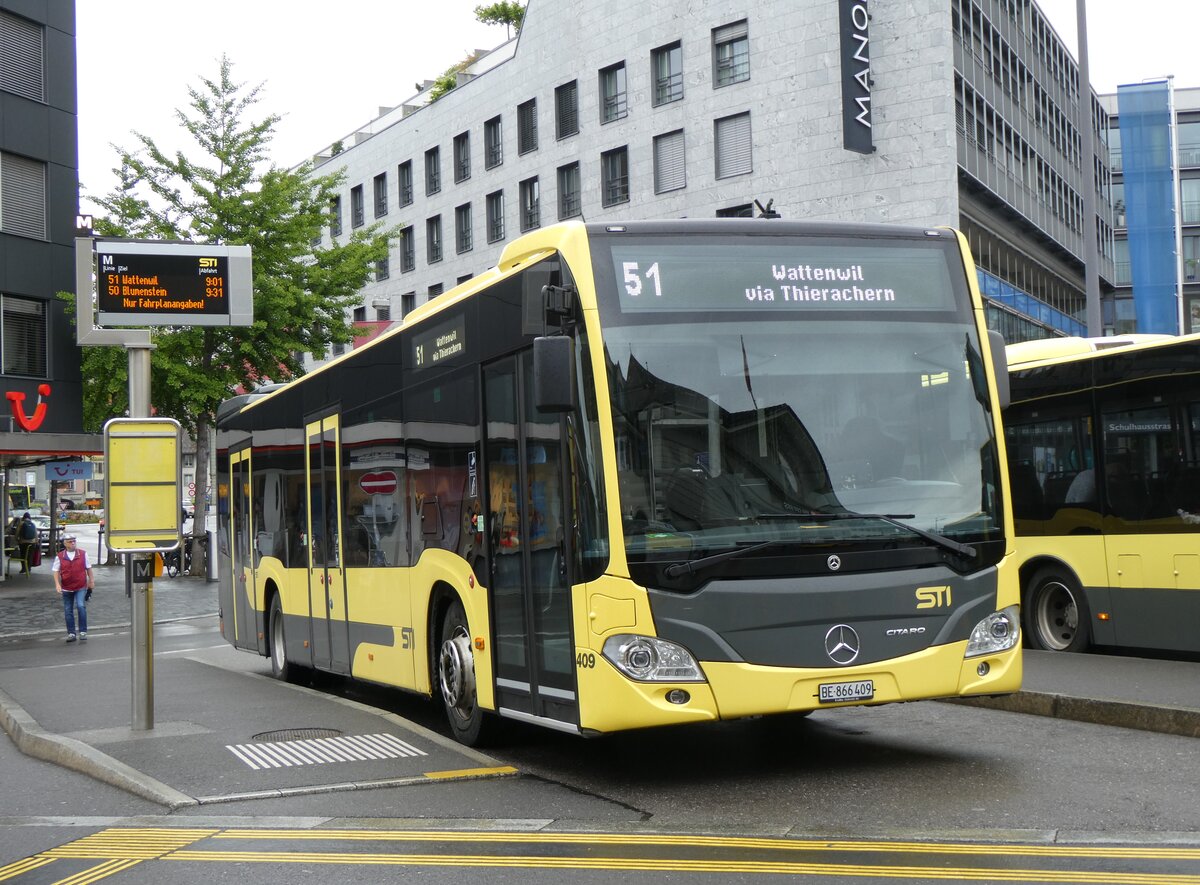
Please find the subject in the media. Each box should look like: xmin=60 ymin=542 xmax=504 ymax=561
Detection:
xmin=590 ymin=230 xmax=1002 ymax=575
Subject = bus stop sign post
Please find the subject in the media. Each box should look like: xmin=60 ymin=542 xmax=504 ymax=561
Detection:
xmin=103 ymin=414 xmax=183 ymax=731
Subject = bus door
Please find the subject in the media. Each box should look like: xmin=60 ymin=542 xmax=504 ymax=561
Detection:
xmin=228 ymin=448 xmax=258 ymax=650
xmin=305 ymin=415 xmax=350 ymax=674
xmin=483 ymin=353 xmax=577 ymax=729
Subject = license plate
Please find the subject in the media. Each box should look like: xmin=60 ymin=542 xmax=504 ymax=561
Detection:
xmin=818 ymin=679 xmax=875 ymax=703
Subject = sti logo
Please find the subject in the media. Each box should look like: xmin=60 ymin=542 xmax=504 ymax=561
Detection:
xmin=198 ymin=257 xmax=218 ymax=272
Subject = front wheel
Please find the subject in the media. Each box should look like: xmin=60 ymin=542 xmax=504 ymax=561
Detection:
xmin=438 ymin=599 xmax=495 ymax=746
xmin=1023 ymin=567 xmax=1091 ymax=652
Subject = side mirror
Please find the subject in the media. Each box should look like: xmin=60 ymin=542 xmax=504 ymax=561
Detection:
xmin=988 ymin=330 xmax=1010 ymax=410
xmin=533 ymin=336 xmax=575 ymax=412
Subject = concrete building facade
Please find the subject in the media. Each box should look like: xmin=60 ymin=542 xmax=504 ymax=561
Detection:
xmin=302 ymin=0 xmax=1115 ymax=367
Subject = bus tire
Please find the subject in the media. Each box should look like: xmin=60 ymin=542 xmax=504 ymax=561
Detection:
xmin=269 ymin=595 xmax=302 ymax=683
xmin=1024 ymin=567 xmax=1090 ymax=652
xmin=438 ymin=599 xmax=493 ymax=746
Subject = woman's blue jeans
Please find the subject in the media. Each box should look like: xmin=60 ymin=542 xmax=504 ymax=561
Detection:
xmin=62 ymin=589 xmax=88 ymax=634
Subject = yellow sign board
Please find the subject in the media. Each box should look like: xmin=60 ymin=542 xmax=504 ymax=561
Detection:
xmin=103 ymin=418 xmax=182 ymax=552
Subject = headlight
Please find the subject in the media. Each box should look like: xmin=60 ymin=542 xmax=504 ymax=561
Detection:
xmin=602 ymin=634 xmax=705 ymax=682
xmin=965 ymin=605 xmax=1020 ymax=658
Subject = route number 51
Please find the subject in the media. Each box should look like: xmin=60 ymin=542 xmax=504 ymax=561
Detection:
xmin=622 ymin=261 xmax=662 ymax=298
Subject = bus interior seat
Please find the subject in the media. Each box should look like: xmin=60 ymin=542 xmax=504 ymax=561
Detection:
xmin=1042 ymin=472 xmax=1076 ymax=515
xmin=1008 ymin=462 xmax=1045 ymax=520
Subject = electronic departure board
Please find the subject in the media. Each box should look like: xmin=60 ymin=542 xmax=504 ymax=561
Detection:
xmin=95 ymin=241 xmax=253 ymax=327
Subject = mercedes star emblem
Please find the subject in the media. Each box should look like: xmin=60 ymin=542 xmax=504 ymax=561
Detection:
xmin=827 ymin=554 xmax=842 ymax=571
xmin=825 ymin=624 xmax=861 ymax=665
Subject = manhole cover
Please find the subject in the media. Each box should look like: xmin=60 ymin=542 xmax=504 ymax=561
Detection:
xmin=251 ymin=728 xmax=344 ymax=742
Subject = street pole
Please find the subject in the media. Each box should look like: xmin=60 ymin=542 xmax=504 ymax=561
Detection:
xmin=128 ymin=344 xmax=154 ymax=731
xmin=1077 ymin=0 xmax=1103 ymax=336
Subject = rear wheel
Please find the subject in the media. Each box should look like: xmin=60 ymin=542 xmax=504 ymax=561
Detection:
xmin=1024 ymin=567 xmax=1090 ymax=652
xmin=438 ymin=599 xmax=495 ymax=746
xmin=269 ymin=595 xmax=304 ymax=683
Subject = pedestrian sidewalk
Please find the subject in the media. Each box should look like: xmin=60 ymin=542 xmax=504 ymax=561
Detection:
xmin=0 ymin=557 xmax=216 ymax=639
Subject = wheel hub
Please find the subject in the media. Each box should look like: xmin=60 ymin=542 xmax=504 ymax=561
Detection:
xmin=439 ymin=628 xmax=476 ymax=712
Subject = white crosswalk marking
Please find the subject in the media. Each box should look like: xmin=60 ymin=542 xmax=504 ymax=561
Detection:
xmin=226 ymin=733 xmax=428 ymax=770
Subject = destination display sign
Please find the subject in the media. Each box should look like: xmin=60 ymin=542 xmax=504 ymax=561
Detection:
xmin=412 ymin=315 xmax=467 ymax=370
xmin=608 ymin=241 xmax=960 ymax=314
xmin=96 ymin=241 xmax=253 ymax=327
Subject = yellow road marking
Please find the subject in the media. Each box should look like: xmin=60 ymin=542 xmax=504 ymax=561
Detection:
xmin=9 ymin=827 xmax=1199 ymax=885
xmin=423 ymin=765 xmax=518 ymax=780
xmin=0 ymin=855 xmax=54 ymax=881
xmin=162 ymin=849 xmax=1200 ymax=882
xmin=45 ymin=828 xmax=219 ymax=860
xmin=48 ymin=858 xmax=143 ymax=885
xmin=214 ymin=828 xmax=1200 ymax=861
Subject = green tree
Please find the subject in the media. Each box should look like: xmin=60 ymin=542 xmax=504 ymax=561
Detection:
xmin=428 ymin=53 xmax=478 ymax=102
xmin=78 ymin=55 xmax=390 ymax=569
xmin=474 ymin=1 xmax=525 ymax=38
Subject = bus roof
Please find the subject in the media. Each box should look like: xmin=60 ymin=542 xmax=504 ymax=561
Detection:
xmin=1005 ymin=334 xmax=1180 ymax=368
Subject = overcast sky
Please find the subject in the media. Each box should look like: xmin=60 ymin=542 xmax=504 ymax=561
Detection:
xmin=76 ymin=0 xmax=1200 ymax=212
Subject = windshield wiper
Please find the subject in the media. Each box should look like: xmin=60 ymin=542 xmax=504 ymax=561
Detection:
xmin=662 ymin=511 xmax=976 ymax=579
xmin=760 ymin=509 xmax=976 ymax=558
xmin=663 ymin=540 xmax=781 ymax=578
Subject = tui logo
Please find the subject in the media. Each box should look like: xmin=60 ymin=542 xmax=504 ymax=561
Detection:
xmin=6 ymin=384 xmax=52 ymax=431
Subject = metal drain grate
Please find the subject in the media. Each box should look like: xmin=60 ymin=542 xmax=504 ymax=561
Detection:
xmin=251 ymin=728 xmax=343 ymax=742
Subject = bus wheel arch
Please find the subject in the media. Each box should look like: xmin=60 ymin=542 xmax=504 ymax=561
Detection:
xmin=431 ymin=583 xmax=495 ymax=746
xmin=1022 ymin=561 xmax=1091 ymax=653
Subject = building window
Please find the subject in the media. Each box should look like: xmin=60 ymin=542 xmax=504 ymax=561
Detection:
xmin=427 ymin=215 xmax=442 ymax=263
xmin=376 ymin=257 xmax=390 ymax=280
xmin=557 ymin=163 xmax=581 ymax=219
xmin=398 ymin=160 xmax=413 ymax=206
xmin=400 ymin=226 xmax=415 ymax=272
xmin=652 ymin=41 xmax=683 ymax=106
xmin=331 ymin=342 xmax=345 ymax=357
xmin=601 ymin=146 xmax=630 ymax=207
xmin=329 ymin=195 xmax=343 ymax=237
xmin=599 ymin=62 xmax=627 ymax=123
xmin=486 ymin=190 xmax=505 ymax=243
xmin=484 ymin=115 xmax=503 ymax=169
xmin=518 ymin=99 xmax=538 ymax=155
xmin=712 ymin=20 xmax=749 ymax=87
xmin=0 ymin=11 xmax=44 ymax=103
xmin=455 ymin=203 xmax=473 ymax=253
xmin=653 ymin=130 xmax=686 ymax=193
xmin=353 ymin=306 xmax=366 ymax=322
xmin=402 ymin=291 xmax=415 ymax=317
xmin=714 ymin=112 xmax=752 ymax=178
xmin=428 ymin=283 xmax=443 ymax=299
xmin=519 ymin=177 xmax=540 ymax=231
xmin=716 ymin=203 xmax=754 ymax=218
xmin=373 ymin=173 xmax=388 ymax=217
xmin=555 ymin=80 xmax=579 ymax=140
xmin=453 ymin=131 xmax=471 ymax=183
xmin=375 ymin=304 xmax=391 ymax=321
xmin=0 ymin=152 xmax=46 ymax=240
xmin=2 ymin=295 xmax=46 ymax=376
xmin=457 ymin=273 xmax=474 ymax=285
xmin=425 ymin=146 xmax=441 ymax=195
xmin=350 ymin=185 xmax=365 ymax=228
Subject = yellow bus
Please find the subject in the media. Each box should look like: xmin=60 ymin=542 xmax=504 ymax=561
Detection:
xmin=215 ymin=219 xmax=1021 ymax=745
xmin=1005 ymin=333 xmax=1200 ymax=653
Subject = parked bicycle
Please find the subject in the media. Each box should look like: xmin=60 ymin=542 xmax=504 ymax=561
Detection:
xmin=164 ymin=534 xmax=208 ymax=578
